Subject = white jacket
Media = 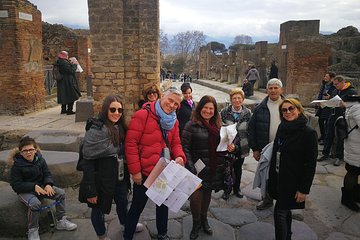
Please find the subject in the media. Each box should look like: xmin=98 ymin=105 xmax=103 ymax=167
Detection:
xmin=344 ymin=103 xmax=360 ymax=167
xmin=253 ymin=141 xmax=273 ymax=197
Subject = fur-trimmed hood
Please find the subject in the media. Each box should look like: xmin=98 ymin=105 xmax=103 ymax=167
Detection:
xmin=7 ymin=147 xmax=41 ymax=166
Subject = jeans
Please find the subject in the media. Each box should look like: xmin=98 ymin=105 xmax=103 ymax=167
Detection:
xmin=274 ymin=204 xmax=292 ymax=240
xmin=91 ymin=181 xmax=128 ymax=236
xmin=318 ymin=118 xmax=328 ymax=140
xmin=124 ymin=180 xmax=168 ymax=239
xmin=233 ymin=157 xmax=245 ymax=192
xmin=18 ymin=186 xmax=65 ymax=229
xmin=323 ymin=115 xmax=336 ymax=156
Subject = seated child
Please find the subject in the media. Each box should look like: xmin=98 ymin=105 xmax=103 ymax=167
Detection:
xmin=9 ymin=136 xmax=77 ymax=240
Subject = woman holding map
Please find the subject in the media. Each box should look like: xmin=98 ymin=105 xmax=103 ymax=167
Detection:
xmin=181 ymin=95 xmax=226 ymax=240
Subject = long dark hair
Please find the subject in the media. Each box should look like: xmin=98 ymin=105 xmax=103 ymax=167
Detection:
xmin=192 ymin=95 xmax=221 ymax=128
xmin=98 ymin=95 xmax=127 ymax=145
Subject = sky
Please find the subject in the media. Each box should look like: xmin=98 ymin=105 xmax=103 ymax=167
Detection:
xmin=29 ymin=0 xmax=360 ymax=44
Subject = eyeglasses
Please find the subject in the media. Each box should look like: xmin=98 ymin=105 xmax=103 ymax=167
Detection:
xmin=147 ymin=91 xmax=157 ymax=95
xmin=281 ymin=106 xmax=296 ymax=113
xmin=109 ymin=107 xmax=124 ymax=113
xmin=21 ymin=149 xmax=36 ymax=154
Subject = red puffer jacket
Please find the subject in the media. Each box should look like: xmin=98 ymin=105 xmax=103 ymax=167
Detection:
xmin=125 ymin=101 xmax=186 ymax=176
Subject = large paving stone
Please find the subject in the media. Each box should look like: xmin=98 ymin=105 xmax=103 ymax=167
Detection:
xmin=292 ymin=220 xmax=317 ymax=240
xmin=242 ymin=183 xmax=262 ymax=201
xmin=26 ymin=130 xmax=82 ymax=152
xmin=107 ymin=217 xmax=151 ymax=240
xmin=210 ymin=207 xmax=257 ymax=226
xmin=340 ymin=211 xmax=360 ymax=237
xmin=0 ymin=150 xmax=81 ymax=187
xmin=147 ymin=219 xmax=181 ymax=239
xmin=325 ymin=232 xmax=360 ymax=240
xmin=0 ymin=181 xmax=51 ymax=238
xmin=237 ymin=222 xmax=274 ymax=240
xmin=182 ymin=215 xmax=235 ymax=240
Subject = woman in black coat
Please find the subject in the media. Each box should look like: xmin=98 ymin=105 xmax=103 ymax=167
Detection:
xmin=268 ymin=98 xmax=318 ymax=240
xmin=56 ymin=51 xmax=81 ymax=115
xmin=79 ymin=95 xmax=142 ymax=240
xmin=177 ymin=82 xmax=195 ymax=136
xmin=182 ymin=95 xmax=225 ymax=240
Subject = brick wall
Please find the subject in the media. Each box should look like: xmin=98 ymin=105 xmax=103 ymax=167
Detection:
xmin=286 ymin=40 xmax=331 ymax=105
xmin=88 ymin=0 xmax=160 ymax=122
xmin=0 ymin=0 xmax=44 ymax=115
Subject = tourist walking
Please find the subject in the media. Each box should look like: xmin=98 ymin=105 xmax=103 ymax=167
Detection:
xmin=56 ymin=50 xmax=81 ymax=115
xmin=248 ymin=78 xmax=284 ymax=210
xmin=79 ymin=95 xmax=143 ymax=240
xmin=269 ymin=60 xmax=278 ymax=79
xmin=124 ymin=88 xmax=186 ymax=240
xmin=220 ymin=88 xmax=252 ymax=200
xmin=268 ymin=98 xmax=318 ymax=240
xmin=182 ymin=95 xmax=226 ymax=240
xmin=9 ymin=137 xmax=77 ymax=240
xmin=245 ymin=65 xmax=260 ymax=96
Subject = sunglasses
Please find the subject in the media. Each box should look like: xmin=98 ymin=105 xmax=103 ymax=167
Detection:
xmin=281 ymin=106 xmax=296 ymax=113
xmin=21 ymin=148 xmax=36 ymax=154
xmin=147 ymin=91 xmax=158 ymax=95
xmin=109 ymin=107 xmax=124 ymax=113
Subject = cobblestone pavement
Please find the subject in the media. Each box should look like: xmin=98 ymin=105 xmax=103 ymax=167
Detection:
xmin=0 ymin=79 xmax=359 ymax=240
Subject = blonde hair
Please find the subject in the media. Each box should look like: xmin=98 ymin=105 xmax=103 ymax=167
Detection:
xmin=229 ymin=88 xmax=244 ymax=100
xmin=279 ymin=98 xmax=307 ymax=120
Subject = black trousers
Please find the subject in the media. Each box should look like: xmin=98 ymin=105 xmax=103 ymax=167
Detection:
xmin=233 ymin=157 xmax=245 ymax=192
xmin=274 ymin=204 xmax=292 ymax=240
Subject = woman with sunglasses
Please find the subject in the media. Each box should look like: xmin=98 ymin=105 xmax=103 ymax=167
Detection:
xmin=268 ymin=98 xmax=317 ymax=240
xmin=138 ymin=82 xmax=161 ymax=109
xmin=79 ymin=95 xmax=143 ymax=240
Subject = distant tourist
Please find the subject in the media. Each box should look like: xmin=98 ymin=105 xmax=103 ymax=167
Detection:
xmin=56 ymin=51 xmax=81 ymax=115
xmin=242 ymin=79 xmax=252 ymax=98
xmin=245 ymin=65 xmax=260 ymax=96
xmin=138 ymin=82 xmax=161 ymax=109
xmin=269 ymin=60 xmax=278 ymax=79
xmin=177 ymin=82 xmax=195 ymax=136
xmin=268 ymin=98 xmax=317 ymax=240
xmin=9 ymin=136 xmax=77 ymax=240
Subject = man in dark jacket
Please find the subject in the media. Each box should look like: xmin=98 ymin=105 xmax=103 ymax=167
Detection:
xmin=248 ymin=78 xmax=284 ymax=210
xmin=318 ymin=75 xmax=358 ymax=166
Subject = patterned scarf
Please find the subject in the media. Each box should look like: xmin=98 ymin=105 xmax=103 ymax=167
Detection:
xmin=200 ymin=119 xmax=220 ymax=178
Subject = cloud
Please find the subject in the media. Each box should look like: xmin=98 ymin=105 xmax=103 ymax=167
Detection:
xmin=29 ymin=0 xmax=360 ymax=40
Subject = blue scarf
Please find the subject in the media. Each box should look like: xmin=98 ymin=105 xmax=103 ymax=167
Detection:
xmin=155 ymin=100 xmax=177 ymax=131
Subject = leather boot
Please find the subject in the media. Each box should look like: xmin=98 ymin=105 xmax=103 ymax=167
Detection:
xmin=201 ymin=216 xmax=212 ymax=235
xmin=67 ymin=102 xmax=75 ymax=115
xmin=190 ymin=219 xmax=201 ymax=240
xmin=341 ymin=187 xmax=360 ymax=212
xmin=61 ymin=104 xmax=67 ymax=114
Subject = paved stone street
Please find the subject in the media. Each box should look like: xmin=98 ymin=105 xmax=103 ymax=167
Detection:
xmin=0 ymin=79 xmax=359 ymax=240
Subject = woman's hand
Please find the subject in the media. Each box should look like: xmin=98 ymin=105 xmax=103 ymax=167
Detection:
xmin=227 ymin=143 xmax=235 ymax=152
xmin=44 ymin=185 xmax=55 ymax=196
xmin=174 ymin=157 xmax=184 ymax=166
xmin=87 ymin=196 xmax=98 ymax=204
xmin=295 ymin=191 xmax=306 ymax=203
xmin=132 ymin=172 xmax=142 ymax=185
xmin=34 ymin=185 xmax=46 ymax=195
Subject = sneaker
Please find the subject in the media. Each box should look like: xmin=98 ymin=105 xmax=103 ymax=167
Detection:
xmin=333 ymin=158 xmax=342 ymax=166
xmin=121 ymin=223 xmax=144 ymax=233
xmin=56 ymin=216 xmax=77 ymax=231
xmin=256 ymin=200 xmax=273 ymax=210
xmin=317 ymin=155 xmax=329 ymax=162
xmin=157 ymin=233 xmax=170 ymax=240
xmin=28 ymin=227 xmax=40 ymax=240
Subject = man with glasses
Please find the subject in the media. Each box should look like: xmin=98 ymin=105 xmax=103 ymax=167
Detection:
xmin=318 ymin=75 xmax=357 ymax=166
xmin=248 ymin=78 xmax=284 ymax=210
xmin=124 ymin=88 xmax=186 ymax=240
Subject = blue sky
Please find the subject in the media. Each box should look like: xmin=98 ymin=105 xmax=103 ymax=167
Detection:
xmin=30 ymin=0 xmax=360 ymax=43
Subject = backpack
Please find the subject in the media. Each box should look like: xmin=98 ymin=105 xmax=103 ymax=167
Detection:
xmin=335 ymin=116 xmax=359 ymax=140
xmin=53 ymin=63 xmax=63 ymax=81
xmin=76 ymin=118 xmax=98 ymax=171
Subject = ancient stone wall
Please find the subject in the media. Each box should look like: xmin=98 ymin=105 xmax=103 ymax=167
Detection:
xmin=286 ymin=40 xmax=331 ymax=105
xmin=88 ymin=0 xmax=159 ymax=122
xmin=0 ymin=0 xmax=44 ymax=115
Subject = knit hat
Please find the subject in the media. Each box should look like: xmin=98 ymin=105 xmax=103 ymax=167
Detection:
xmin=181 ymin=82 xmax=192 ymax=93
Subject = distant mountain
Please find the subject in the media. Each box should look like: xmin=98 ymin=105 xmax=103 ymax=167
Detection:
xmin=320 ymin=31 xmax=335 ymax=36
xmin=205 ymin=35 xmax=279 ymax=48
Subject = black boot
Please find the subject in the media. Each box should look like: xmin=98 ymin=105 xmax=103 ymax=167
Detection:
xmin=61 ymin=104 xmax=67 ymax=114
xmin=341 ymin=187 xmax=360 ymax=211
xmin=66 ymin=102 xmax=75 ymax=115
xmin=201 ymin=216 xmax=212 ymax=235
xmin=190 ymin=219 xmax=201 ymax=240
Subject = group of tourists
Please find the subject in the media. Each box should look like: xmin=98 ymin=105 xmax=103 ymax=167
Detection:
xmin=7 ymin=64 xmax=360 ymax=240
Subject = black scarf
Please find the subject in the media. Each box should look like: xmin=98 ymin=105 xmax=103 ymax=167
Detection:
xmin=200 ymin=119 xmax=220 ymax=178
xmin=276 ymin=115 xmax=308 ymax=139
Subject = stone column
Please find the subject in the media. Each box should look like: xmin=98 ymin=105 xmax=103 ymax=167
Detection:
xmin=88 ymin=0 xmax=159 ymax=122
xmin=0 ymin=0 xmax=44 ymax=115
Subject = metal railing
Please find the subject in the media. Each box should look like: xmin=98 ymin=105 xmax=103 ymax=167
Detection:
xmin=44 ymin=65 xmax=57 ymax=95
